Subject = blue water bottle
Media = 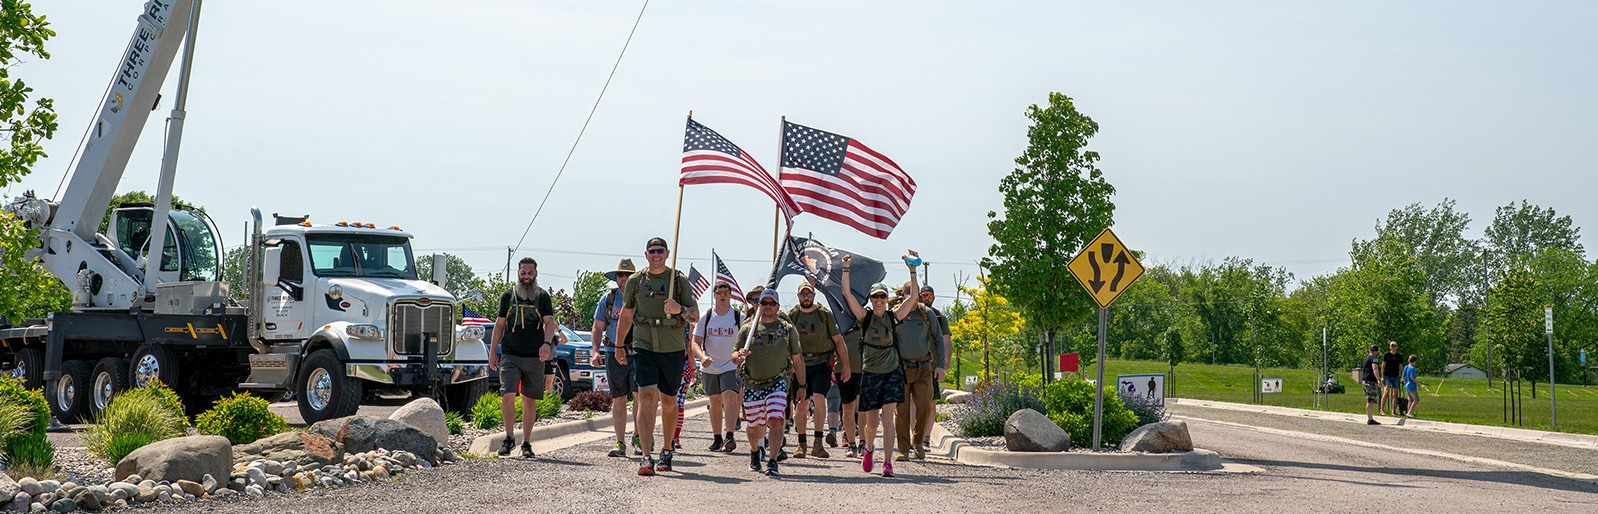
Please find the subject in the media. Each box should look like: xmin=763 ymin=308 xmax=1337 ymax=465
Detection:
xmin=903 ymin=250 xmax=922 ymax=267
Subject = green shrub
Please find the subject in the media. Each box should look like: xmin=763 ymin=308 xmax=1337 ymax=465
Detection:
xmin=0 ymin=376 xmax=47 ymax=438
xmin=1038 ymin=378 xmax=1139 ymax=448
xmin=445 ymin=412 xmax=465 ymax=435
xmin=84 ymin=385 xmax=187 ymax=463
xmin=129 ymin=380 xmax=186 ymax=424
xmin=195 ymin=393 xmax=289 ymax=444
xmin=0 ymin=376 xmax=51 ymax=478
xmin=469 ymin=392 xmax=525 ymax=430
xmin=535 ymin=391 xmax=562 ymax=419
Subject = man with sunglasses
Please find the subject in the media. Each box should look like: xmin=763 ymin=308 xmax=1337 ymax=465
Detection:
xmin=732 ymin=288 xmax=805 ymax=477
xmin=691 ymin=281 xmax=744 ymax=453
xmin=591 ymin=258 xmax=641 ymax=458
xmin=787 ymin=281 xmax=851 ymax=459
xmin=616 ymin=237 xmax=699 ymax=476
xmin=915 ymin=285 xmax=951 ymax=452
xmin=893 ymin=279 xmax=947 ymax=462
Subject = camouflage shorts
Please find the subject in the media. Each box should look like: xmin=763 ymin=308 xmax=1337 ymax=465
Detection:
xmin=1362 ymin=382 xmax=1381 ymax=405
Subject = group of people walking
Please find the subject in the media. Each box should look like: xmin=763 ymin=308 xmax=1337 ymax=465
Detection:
xmin=488 ymin=236 xmax=949 ymax=479
xmin=1360 ymin=340 xmax=1422 ymax=425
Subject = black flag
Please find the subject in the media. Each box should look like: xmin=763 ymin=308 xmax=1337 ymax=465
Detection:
xmin=769 ymin=235 xmax=886 ymax=333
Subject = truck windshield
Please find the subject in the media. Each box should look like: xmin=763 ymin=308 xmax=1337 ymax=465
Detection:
xmin=306 ymin=234 xmax=417 ymax=279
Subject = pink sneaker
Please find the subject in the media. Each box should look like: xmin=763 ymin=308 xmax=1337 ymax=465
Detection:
xmin=883 ymin=462 xmax=895 ymax=478
xmin=863 ymin=450 xmax=874 ymax=473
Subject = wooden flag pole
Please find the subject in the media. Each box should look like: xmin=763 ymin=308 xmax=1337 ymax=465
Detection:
xmin=773 ymin=115 xmax=786 ymax=260
xmin=668 ymin=110 xmax=692 ymax=301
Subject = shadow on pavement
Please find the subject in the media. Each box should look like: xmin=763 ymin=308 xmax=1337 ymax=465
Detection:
xmin=1235 ymin=458 xmax=1598 ymax=494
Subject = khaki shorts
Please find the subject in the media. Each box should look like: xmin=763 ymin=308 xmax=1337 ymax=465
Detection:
xmin=500 ymin=356 xmax=547 ymax=397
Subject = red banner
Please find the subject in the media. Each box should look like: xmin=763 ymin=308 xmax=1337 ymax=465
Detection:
xmin=1059 ymin=352 xmax=1079 ymax=373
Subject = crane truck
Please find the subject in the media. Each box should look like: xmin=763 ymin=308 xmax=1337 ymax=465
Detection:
xmin=0 ymin=0 xmax=489 ymax=423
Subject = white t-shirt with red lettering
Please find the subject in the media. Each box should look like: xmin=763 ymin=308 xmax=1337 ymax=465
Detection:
xmin=694 ymin=306 xmax=741 ymax=374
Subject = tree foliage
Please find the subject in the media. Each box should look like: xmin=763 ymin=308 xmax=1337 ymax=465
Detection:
xmin=0 ymin=2 xmax=65 ymax=321
xmin=1485 ymin=200 xmax=1582 ymax=271
xmin=1482 ymin=268 xmax=1544 ymax=392
xmin=570 ymin=270 xmax=609 ymax=330
xmin=984 ymin=92 xmax=1115 ymax=336
xmin=948 ymin=276 xmax=1024 ymax=354
xmin=415 ymin=253 xmax=477 ymax=299
xmin=1369 ymin=199 xmax=1479 ymax=305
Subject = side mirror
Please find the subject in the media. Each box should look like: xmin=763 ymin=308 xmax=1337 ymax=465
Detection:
xmin=262 ymin=246 xmax=282 ymax=287
xmin=431 ymin=253 xmax=447 ymax=287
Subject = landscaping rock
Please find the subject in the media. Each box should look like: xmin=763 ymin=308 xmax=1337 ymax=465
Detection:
xmin=389 ymin=397 xmax=449 ymax=445
xmin=174 ymin=480 xmax=205 ymax=498
xmin=46 ymin=498 xmax=74 ymax=513
xmin=17 ymin=478 xmax=42 ymax=498
xmin=106 ymin=483 xmax=136 ymax=502
xmin=0 ymin=474 xmax=19 ymax=502
xmin=308 ymin=416 xmax=438 ymax=464
xmin=8 ymin=492 xmax=29 ymax=512
xmin=1121 ymin=420 xmax=1194 ymax=453
xmin=202 ymin=474 xmax=218 ymax=495
xmin=232 ymin=432 xmax=341 ymax=466
xmin=1003 ymin=408 xmax=1071 ymax=452
xmin=114 ymin=435 xmax=232 ymax=484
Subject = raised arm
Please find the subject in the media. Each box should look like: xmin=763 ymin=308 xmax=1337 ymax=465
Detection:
xmin=894 ymin=259 xmax=919 ymax=321
xmin=841 ymin=254 xmax=867 ymax=320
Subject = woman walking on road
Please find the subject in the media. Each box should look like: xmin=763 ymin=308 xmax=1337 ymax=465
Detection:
xmin=841 ymin=253 xmax=920 ymax=478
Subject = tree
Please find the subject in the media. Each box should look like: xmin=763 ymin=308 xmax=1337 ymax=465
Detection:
xmin=221 ymin=246 xmax=249 ymax=300
xmin=1342 ymin=236 xmax=1447 ymax=372
xmin=983 ymin=92 xmax=1116 ymax=361
xmin=98 ymin=190 xmax=199 ymax=235
xmin=948 ymin=276 xmax=1024 ymax=381
xmin=1485 ymin=200 xmax=1582 ymax=271
xmin=1187 ymin=258 xmax=1292 ymax=366
xmin=460 ymin=272 xmax=512 ymax=323
xmin=1482 ymin=267 xmax=1543 ymax=397
xmin=415 ymin=253 xmax=476 ymax=299
xmin=1524 ymin=248 xmax=1596 ymax=384
xmin=1369 ymin=199 xmax=1480 ymax=305
xmin=570 ymin=270 xmax=609 ymax=331
xmin=0 ymin=2 xmax=66 ymax=321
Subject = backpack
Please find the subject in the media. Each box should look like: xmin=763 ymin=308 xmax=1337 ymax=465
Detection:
xmin=859 ymin=309 xmax=899 ymax=349
xmin=701 ymin=306 xmax=743 ymax=333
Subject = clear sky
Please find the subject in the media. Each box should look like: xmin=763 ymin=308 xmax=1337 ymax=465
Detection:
xmin=9 ymin=0 xmax=1598 ymax=307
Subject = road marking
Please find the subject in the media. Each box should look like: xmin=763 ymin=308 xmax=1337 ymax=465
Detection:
xmin=1173 ymin=415 xmax=1598 ymax=484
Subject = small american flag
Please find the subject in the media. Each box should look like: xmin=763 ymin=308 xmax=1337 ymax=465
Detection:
xmin=461 ymin=306 xmax=491 ymax=327
xmin=687 ymin=265 xmax=711 ymax=300
xmin=712 ymin=250 xmax=747 ymax=305
xmin=680 ymin=117 xmax=800 ymax=222
xmin=779 ymin=121 xmax=916 ymax=239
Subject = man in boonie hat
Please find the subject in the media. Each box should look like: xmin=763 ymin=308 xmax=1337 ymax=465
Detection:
xmin=591 ymin=258 xmax=640 ymax=457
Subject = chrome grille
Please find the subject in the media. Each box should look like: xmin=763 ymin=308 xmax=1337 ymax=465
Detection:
xmin=389 ymin=299 xmax=454 ymax=356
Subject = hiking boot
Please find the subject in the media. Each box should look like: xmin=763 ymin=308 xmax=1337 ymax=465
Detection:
xmin=608 ymin=441 xmax=626 ymax=457
xmin=638 ymin=456 xmax=656 ymax=476
xmin=658 ymin=450 xmax=674 ymax=472
xmin=496 ymin=436 xmax=515 ymax=457
xmin=894 ymin=452 xmax=910 ymax=462
xmin=709 ymin=435 xmax=725 ymax=452
xmin=1367 ymin=419 xmax=1381 ymax=425
xmin=521 ymin=442 xmax=535 ymax=459
xmin=811 ymin=438 xmax=829 ymax=458
xmin=794 ymin=442 xmax=807 ymax=459
xmin=765 ymin=459 xmax=781 ymax=477
xmin=914 ymin=446 xmax=925 ymax=460
xmin=862 ymin=450 xmax=875 ymax=473
xmin=882 ymin=462 xmax=895 ymax=478
xmin=826 ymin=430 xmax=838 ymax=447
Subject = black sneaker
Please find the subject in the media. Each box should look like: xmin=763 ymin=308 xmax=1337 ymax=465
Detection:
xmin=497 ymin=436 xmax=515 ymax=457
xmin=777 ymin=448 xmax=789 ymax=462
xmin=723 ymin=432 xmax=738 ymax=453
xmin=1367 ymin=419 xmax=1381 ymax=425
xmin=749 ymin=451 xmax=763 ymax=472
xmin=520 ymin=442 xmax=535 ymax=459
xmin=765 ymin=459 xmax=781 ymax=477
xmin=658 ymin=450 xmax=674 ymax=472
xmin=638 ymin=456 xmax=656 ymax=476
xmin=709 ymin=435 xmax=725 ymax=452
xmin=826 ymin=431 xmax=838 ymax=447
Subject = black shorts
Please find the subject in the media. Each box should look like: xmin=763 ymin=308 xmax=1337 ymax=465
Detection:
xmin=835 ymin=372 xmax=862 ymax=405
xmin=802 ymin=362 xmax=833 ymax=398
xmin=604 ymin=351 xmax=637 ymax=397
xmin=633 ymin=349 xmax=685 ymax=397
xmin=859 ymin=368 xmax=905 ymax=412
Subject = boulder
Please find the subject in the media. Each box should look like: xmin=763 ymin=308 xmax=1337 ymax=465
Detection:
xmin=1003 ymin=409 xmax=1071 ymax=452
xmin=232 ymin=432 xmax=341 ymax=466
xmin=389 ymin=398 xmax=449 ymax=445
xmin=1121 ymin=420 xmax=1194 ymax=453
xmin=0 ymin=473 xmax=18 ymax=502
xmin=308 ymin=416 xmax=437 ymax=464
xmin=113 ymin=435 xmax=232 ymax=484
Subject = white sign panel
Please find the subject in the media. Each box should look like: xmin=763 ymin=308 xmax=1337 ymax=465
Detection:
xmin=1262 ymin=378 xmax=1283 ymax=394
xmin=964 ymin=375 xmax=979 ymax=387
xmin=592 ymin=371 xmax=609 ymax=393
xmin=1116 ymin=374 xmax=1165 ymax=406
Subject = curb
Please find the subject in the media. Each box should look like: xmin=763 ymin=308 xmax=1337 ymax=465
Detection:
xmin=469 ymin=397 xmax=710 ymax=454
xmin=1172 ymin=398 xmax=1598 ymax=450
xmin=928 ymin=422 xmax=1227 ymax=472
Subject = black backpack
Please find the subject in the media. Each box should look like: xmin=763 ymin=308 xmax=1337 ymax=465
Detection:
xmin=701 ymin=306 xmax=744 ymax=331
xmin=858 ymin=309 xmax=898 ymax=349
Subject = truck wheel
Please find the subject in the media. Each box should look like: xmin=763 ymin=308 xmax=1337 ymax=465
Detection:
xmin=130 ymin=344 xmax=179 ymax=389
xmin=296 ymin=350 xmax=362 ymax=423
xmin=90 ymin=358 xmax=131 ymax=414
xmin=6 ymin=347 xmax=43 ymax=389
xmin=49 ymin=360 xmax=93 ymax=423
xmin=444 ymin=378 xmax=490 ymax=416
xmin=550 ymin=364 xmax=569 ymax=400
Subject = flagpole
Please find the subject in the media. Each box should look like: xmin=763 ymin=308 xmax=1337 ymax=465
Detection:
xmin=669 ymin=109 xmax=692 ymax=302
xmin=773 ymin=115 xmax=786 ymax=260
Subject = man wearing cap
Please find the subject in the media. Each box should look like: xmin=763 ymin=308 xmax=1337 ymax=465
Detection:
xmin=914 ymin=285 xmax=952 ymax=451
xmin=615 ymin=237 xmax=699 ymax=476
xmin=787 ymin=281 xmax=851 ymax=459
xmin=893 ymin=279 xmax=947 ymax=462
xmin=591 ymin=258 xmax=640 ymax=458
xmin=1360 ymin=344 xmax=1383 ymax=425
xmin=691 ymin=281 xmax=744 ymax=453
xmin=489 ymin=257 xmax=557 ymax=459
xmin=841 ymin=253 xmax=919 ymax=478
xmin=732 ymin=288 xmax=805 ymax=477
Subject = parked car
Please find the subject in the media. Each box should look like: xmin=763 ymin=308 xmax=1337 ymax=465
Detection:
xmin=466 ymin=323 xmax=597 ymax=400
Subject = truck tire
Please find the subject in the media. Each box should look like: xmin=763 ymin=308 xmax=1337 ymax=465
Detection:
xmin=130 ymin=344 xmax=180 ymax=389
xmin=444 ymin=378 xmax=490 ymax=416
xmin=90 ymin=358 xmax=131 ymax=415
xmin=50 ymin=360 xmax=93 ymax=423
xmin=296 ymin=349 xmax=362 ymax=423
xmin=550 ymin=363 xmax=570 ymax=400
xmin=6 ymin=347 xmax=43 ymax=390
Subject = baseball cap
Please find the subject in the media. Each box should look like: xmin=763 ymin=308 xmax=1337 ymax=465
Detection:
xmin=869 ymin=284 xmax=891 ymax=296
xmin=797 ymin=282 xmax=816 ymax=294
xmin=646 ymin=237 xmax=669 ymax=250
xmin=759 ymin=288 xmax=780 ymax=303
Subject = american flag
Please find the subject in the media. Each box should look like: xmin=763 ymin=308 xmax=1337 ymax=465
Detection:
xmin=711 ymin=250 xmax=747 ymax=305
xmin=461 ymin=305 xmax=491 ymax=327
xmin=779 ymin=121 xmax=916 ymax=239
xmin=680 ymin=117 xmax=800 ymax=221
xmin=687 ymin=265 xmax=711 ymax=300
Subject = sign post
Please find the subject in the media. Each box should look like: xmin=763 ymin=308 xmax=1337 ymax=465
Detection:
xmin=1067 ymin=228 xmax=1145 ymax=451
xmin=1547 ymin=307 xmax=1557 ymax=428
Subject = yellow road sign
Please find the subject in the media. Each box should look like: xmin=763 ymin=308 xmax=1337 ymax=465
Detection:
xmin=1068 ymin=228 xmax=1145 ymax=308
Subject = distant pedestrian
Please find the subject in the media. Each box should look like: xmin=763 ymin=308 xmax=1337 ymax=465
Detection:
xmin=732 ymin=288 xmax=805 ymax=477
xmin=615 ymin=237 xmax=699 ymax=476
xmin=1381 ymin=341 xmax=1403 ymax=416
xmin=1403 ymin=355 xmax=1420 ymax=418
xmin=1361 ymin=345 xmax=1382 ymax=425
xmin=489 ymin=257 xmax=557 ymax=458
xmin=590 ymin=258 xmax=640 ymax=458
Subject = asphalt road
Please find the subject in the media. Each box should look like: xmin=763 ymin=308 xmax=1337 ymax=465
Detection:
xmin=138 ymin=403 xmax=1598 ymax=513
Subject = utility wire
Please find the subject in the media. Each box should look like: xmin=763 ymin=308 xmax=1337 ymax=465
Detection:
xmin=512 ymin=0 xmax=650 ymax=253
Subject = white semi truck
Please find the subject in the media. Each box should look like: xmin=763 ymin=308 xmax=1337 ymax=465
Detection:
xmin=0 ymin=0 xmax=489 ymax=423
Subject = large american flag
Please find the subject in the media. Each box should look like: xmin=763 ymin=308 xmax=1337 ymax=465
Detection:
xmin=779 ymin=121 xmax=916 ymax=239
xmin=687 ymin=265 xmax=711 ymax=300
xmin=680 ymin=117 xmax=800 ymax=221
xmin=711 ymin=250 xmax=747 ymax=305
xmin=461 ymin=305 xmax=491 ymax=327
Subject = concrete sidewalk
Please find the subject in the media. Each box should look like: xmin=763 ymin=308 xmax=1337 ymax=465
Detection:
xmin=1172 ymin=398 xmax=1598 ymax=450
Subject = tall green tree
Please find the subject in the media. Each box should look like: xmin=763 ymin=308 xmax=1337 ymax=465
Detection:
xmin=1482 ymin=267 xmax=1544 ymax=396
xmin=1524 ymin=248 xmax=1596 ymax=384
xmin=570 ymin=270 xmax=609 ymax=330
xmin=415 ymin=253 xmax=476 ymax=299
xmin=1485 ymin=200 xmax=1583 ymax=271
xmin=984 ymin=92 xmax=1115 ymax=350
xmin=0 ymin=1 xmax=65 ymax=322
xmin=1346 ymin=236 xmax=1447 ymax=372
xmin=1369 ymin=199 xmax=1480 ymax=305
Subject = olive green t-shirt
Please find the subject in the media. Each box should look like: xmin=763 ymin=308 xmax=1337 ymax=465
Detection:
xmin=735 ymin=319 xmax=802 ymax=388
xmin=622 ymin=268 xmax=697 ymax=353
xmin=895 ymin=304 xmax=944 ymax=363
xmin=842 ymin=329 xmax=865 ymax=375
xmin=859 ymin=310 xmax=899 ymax=374
xmin=787 ymin=306 xmax=840 ymax=366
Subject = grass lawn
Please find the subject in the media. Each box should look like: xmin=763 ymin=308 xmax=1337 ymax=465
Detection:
xmin=944 ymin=352 xmax=1598 ymax=436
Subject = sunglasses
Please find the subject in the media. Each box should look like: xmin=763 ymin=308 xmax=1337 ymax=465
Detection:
xmin=759 ymin=301 xmax=779 ymax=306
xmin=869 ymin=294 xmax=888 ymax=299
xmin=798 ymin=292 xmax=815 ymax=298
xmin=646 ymin=248 xmax=667 ymax=255
xmin=714 ymin=289 xmax=731 ymax=294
